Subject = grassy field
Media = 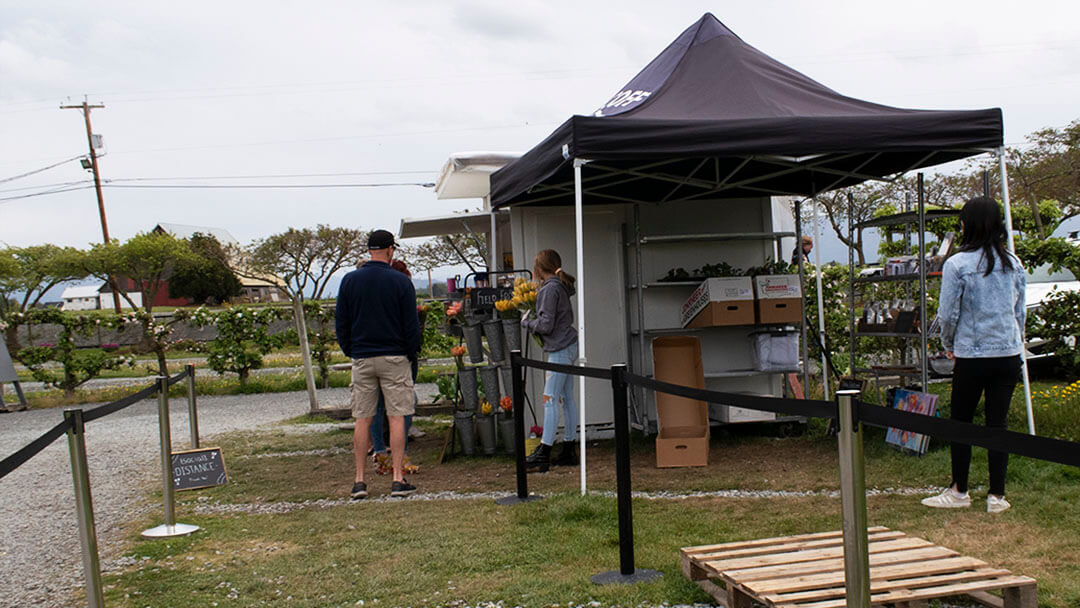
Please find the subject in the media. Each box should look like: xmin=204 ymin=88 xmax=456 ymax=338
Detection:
xmin=97 ymin=409 xmax=1080 ymax=608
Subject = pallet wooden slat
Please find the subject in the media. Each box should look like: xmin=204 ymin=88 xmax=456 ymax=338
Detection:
xmin=753 ymin=558 xmax=996 ymax=594
xmin=690 ymin=531 xmax=907 ymax=563
xmin=792 ymin=577 xmax=1036 ymax=608
xmin=767 ymin=568 xmax=1014 ymax=603
xmin=681 ymin=528 xmax=1037 ymax=608
xmin=703 ymin=537 xmax=933 ymax=572
xmin=681 ymin=527 xmax=891 ymax=556
xmin=720 ymin=546 xmax=961 ymax=582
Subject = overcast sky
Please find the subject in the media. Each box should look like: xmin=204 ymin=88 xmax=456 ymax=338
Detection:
xmin=2 ymin=0 xmax=1078 ymax=272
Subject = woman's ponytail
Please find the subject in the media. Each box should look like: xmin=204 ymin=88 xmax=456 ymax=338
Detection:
xmin=535 ymin=249 xmax=576 ymax=288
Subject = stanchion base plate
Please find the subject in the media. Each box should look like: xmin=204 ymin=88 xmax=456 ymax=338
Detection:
xmin=141 ymin=523 xmax=200 ymax=538
xmin=494 ymin=494 xmax=543 ymax=506
xmin=591 ymin=569 xmax=663 ymax=585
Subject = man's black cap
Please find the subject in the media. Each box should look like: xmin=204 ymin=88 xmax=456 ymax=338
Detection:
xmin=368 ymin=229 xmax=397 ymax=250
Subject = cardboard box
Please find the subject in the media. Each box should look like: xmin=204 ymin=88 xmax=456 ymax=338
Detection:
xmin=652 ymin=336 xmax=709 ymax=468
xmin=753 ymin=274 xmax=802 ymax=324
xmin=680 ymin=277 xmax=755 ymax=328
xmin=716 ymin=403 xmax=778 ymax=423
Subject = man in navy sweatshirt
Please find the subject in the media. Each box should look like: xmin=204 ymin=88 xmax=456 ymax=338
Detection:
xmin=336 ymin=229 xmax=421 ymax=499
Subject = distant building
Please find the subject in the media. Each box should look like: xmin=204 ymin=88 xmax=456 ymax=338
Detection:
xmin=60 ymin=285 xmax=102 ymax=311
xmin=152 ymin=222 xmax=288 ymax=303
xmin=97 ymin=280 xmax=149 ymax=309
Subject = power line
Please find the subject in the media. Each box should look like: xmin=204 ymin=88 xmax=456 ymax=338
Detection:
xmin=105 ymin=182 xmax=435 ymax=189
xmin=102 ymin=170 xmax=435 ymax=182
xmin=0 ymin=180 xmax=435 ymax=204
xmin=0 ymin=184 xmax=94 ymax=202
xmin=0 ymin=179 xmax=91 ymax=194
xmin=0 ymin=155 xmax=83 ymax=184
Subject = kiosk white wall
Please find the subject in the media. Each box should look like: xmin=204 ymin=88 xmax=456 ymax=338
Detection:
xmin=509 ymin=196 xmax=796 ymax=435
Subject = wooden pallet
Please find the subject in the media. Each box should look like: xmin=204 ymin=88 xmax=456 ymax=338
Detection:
xmin=681 ymin=527 xmax=1036 ymax=608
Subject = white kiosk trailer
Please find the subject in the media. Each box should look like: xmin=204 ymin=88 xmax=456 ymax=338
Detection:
xmin=399 ymin=152 xmax=519 ymax=275
xmin=489 ymin=14 xmax=1006 ymax=491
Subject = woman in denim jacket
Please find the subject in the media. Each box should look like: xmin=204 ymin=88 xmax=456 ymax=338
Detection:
xmin=522 ymin=249 xmax=579 ymax=472
xmin=922 ymin=196 xmax=1026 ymax=514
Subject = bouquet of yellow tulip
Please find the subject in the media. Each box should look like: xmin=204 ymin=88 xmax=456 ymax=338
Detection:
xmin=512 ymin=277 xmax=543 ymax=347
xmin=511 ymin=278 xmax=539 ymax=316
xmin=493 ymin=298 xmax=519 ymax=320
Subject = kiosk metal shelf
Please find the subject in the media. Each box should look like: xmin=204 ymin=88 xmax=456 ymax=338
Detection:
xmin=623 ymin=203 xmax=808 ymax=431
xmin=847 ymin=177 xmax=957 ymax=393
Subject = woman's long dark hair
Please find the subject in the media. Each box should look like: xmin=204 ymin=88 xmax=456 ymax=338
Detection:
xmin=957 ymin=196 xmax=1013 ymax=276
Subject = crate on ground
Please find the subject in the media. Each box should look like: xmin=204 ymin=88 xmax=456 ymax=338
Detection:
xmin=681 ymin=527 xmax=1036 ymax=608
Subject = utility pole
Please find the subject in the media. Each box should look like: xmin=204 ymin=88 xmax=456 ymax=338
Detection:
xmin=61 ymin=99 xmax=122 ymax=313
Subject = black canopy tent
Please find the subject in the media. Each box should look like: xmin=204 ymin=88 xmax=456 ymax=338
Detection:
xmin=489 ymin=14 xmax=1028 ymax=492
xmin=490 ymin=14 xmax=1002 ymax=208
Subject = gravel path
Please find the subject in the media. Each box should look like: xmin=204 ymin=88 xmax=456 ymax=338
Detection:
xmin=0 ymin=388 xmax=335 ymax=608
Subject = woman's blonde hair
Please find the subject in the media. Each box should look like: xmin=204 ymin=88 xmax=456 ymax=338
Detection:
xmin=534 ymin=249 xmax=576 ymax=289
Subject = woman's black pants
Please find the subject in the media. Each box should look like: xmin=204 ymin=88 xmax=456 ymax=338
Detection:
xmin=949 ymin=355 xmax=1021 ymax=496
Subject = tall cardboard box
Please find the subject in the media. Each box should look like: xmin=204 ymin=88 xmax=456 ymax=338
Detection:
xmin=754 ymin=274 xmax=802 ymax=324
xmin=680 ymin=277 xmax=755 ymax=328
xmin=652 ymin=336 xmax=709 ymax=467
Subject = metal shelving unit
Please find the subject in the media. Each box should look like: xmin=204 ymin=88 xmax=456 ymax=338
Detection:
xmin=624 ymin=203 xmax=808 ymax=431
xmin=847 ymin=175 xmax=960 ymax=392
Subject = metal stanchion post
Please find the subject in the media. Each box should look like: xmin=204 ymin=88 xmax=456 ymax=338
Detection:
xmin=592 ymin=364 xmax=661 ymax=585
xmin=836 ymin=390 xmax=870 ymax=608
xmin=64 ymin=409 xmax=104 ymax=608
xmin=143 ymin=376 xmax=200 ymax=538
xmin=186 ymin=364 xmax=199 ymax=449
xmin=496 ymin=350 xmax=541 ymax=505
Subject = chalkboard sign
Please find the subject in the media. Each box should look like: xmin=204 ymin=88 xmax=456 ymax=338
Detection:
xmin=467 ymin=287 xmax=514 ymax=313
xmin=171 ymin=448 xmax=228 ymax=491
xmin=0 ymin=338 xmax=17 ymax=383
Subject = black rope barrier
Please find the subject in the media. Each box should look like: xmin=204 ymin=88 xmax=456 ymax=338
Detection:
xmin=856 ymin=399 xmax=1080 ymax=469
xmin=0 ymin=368 xmax=191 ymax=480
xmin=626 ymin=372 xmax=837 ymax=421
xmin=511 ymin=355 xmax=1080 ymax=470
xmin=512 ymin=353 xmax=613 ymax=380
xmin=0 ymin=418 xmax=73 ymax=480
xmin=83 ymin=369 xmax=188 ymax=423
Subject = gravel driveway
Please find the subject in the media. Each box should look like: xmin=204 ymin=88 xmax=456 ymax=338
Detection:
xmin=0 ymin=389 xmax=334 ymax=608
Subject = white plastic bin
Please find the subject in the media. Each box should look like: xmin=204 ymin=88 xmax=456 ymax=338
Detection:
xmin=751 ymin=329 xmax=799 ymax=371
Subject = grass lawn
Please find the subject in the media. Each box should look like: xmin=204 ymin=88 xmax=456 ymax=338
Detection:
xmin=100 ymin=411 xmax=1080 ymax=607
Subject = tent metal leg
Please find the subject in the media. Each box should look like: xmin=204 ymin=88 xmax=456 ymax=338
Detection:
xmin=574 ymin=159 xmax=588 ymax=496
xmin=812 ymin=196 xmax=829 ymax=400
xmin=998 ymin=148 xmax=1036 ymax=435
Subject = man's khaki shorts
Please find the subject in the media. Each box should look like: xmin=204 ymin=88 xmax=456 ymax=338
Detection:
xmin=350 ymin=355 xmax=415 ymax=419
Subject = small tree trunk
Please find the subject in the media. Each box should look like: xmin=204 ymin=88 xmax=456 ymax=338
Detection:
xmin=238 ymin=368 xmax=249 ymax=387
xmin=292 ymin=298 xmax=319 ymax=412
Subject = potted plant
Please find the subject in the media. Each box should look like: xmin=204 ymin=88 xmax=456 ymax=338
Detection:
xmin=476 ymin=398 xmax=497 ymax=456
xmin=498 ymin=396 xmax=515 ymax=456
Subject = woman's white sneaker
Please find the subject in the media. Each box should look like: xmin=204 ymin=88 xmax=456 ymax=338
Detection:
xmin=921 ymin=488 xmax=971 ymax=508
xmin=987 ymin=495 xmax=1011 ymax=513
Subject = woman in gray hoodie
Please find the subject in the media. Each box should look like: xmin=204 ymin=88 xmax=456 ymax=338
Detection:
xmin=522 ymin=249 xmax=579 ymax=472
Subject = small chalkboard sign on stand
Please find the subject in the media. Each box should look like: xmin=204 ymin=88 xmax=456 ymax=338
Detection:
xmin=171 ymin=447 xmax=228 ymax=491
